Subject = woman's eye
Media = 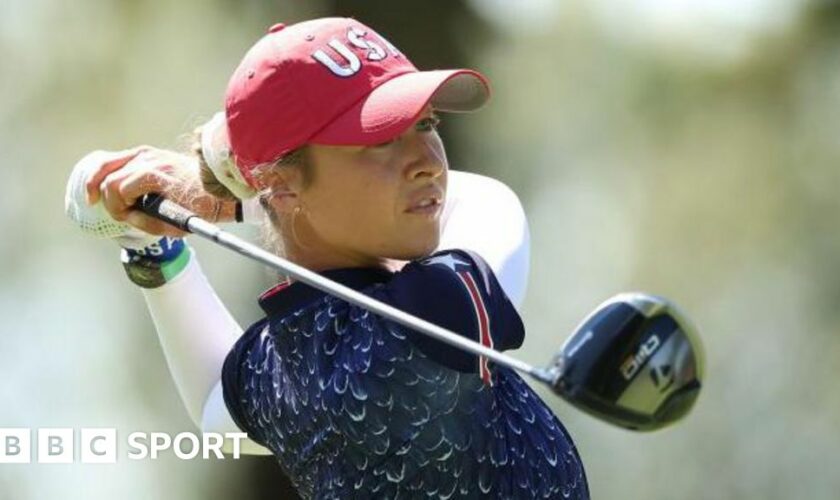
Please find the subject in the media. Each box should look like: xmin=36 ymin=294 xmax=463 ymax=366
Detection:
xmin=371 ymin=138 xmax=396 ymax=148
xmin=368 ymin=115 xmax=440 ymax=149
xmin=416 ymin=115 xmax=441 ymax=132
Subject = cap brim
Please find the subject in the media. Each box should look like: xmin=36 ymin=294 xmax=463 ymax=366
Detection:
xmin=309 ymin=69 xmax=490 ymax=146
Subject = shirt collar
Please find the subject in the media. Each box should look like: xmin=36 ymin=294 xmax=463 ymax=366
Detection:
xmin=258 ymin=267 xmax=394 ymax=317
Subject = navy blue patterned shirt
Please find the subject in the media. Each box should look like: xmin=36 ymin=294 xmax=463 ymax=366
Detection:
xmin=222 ymin=249 xmax=589 ymax=499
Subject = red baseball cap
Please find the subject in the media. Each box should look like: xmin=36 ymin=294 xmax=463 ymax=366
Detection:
xmin=225 ymin=17 xmax=490 ymax=187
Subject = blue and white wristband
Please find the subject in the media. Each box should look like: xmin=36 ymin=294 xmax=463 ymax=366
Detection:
xmin=121 ymin=237 xmax=191 ymax=288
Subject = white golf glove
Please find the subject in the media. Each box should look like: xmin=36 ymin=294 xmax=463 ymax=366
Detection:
xmin=64 ymin=150 xmax=167 ymax=251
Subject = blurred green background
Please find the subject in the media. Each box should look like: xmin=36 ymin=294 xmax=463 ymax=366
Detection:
xmin=2 ymin=0 xmax=840 ymax=498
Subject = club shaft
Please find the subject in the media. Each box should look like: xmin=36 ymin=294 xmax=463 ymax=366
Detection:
xmin=168 ymin=206 xmax=548 ymax=382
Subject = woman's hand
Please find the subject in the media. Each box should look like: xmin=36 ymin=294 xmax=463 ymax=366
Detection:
xmin=83 ymin=146 xmax=237 ymax=237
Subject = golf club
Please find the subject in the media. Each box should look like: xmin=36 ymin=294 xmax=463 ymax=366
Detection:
xmin=136 ymin=193 xmax=704 ymax=431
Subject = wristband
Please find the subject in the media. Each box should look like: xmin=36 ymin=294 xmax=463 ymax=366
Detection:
xmin=125 ymin=236 xmax=185 ymax=261
xmin=121 ymin=237 xmax=191 ymax=288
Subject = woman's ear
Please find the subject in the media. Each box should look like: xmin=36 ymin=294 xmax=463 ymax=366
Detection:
xmin=254 ymin=165 xmax=304 ymax=215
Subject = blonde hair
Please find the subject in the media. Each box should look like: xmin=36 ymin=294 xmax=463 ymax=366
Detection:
xmin=188 ymin=127 xmax=313 ymax=258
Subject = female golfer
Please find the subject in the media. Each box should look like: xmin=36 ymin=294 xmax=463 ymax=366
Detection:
xmin=67 ymin=17 xmax=588 ymax=499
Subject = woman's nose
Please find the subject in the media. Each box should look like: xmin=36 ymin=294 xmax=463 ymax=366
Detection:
xmin=403 ymin=134 xmax=444 ymax=180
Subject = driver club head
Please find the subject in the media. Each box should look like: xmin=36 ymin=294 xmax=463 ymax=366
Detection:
xmin=546 ymin=293 xmax=704 ymax=431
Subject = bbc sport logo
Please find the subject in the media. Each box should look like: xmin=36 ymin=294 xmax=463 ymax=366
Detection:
xmin=0 ymin=428 xmax=249 ymax=463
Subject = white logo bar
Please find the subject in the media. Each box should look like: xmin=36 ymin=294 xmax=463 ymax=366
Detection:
xmin=0 ymin=428 xmax=249 ymax=463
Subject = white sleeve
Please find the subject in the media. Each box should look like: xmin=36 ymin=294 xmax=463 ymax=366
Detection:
xmin=202 ymin=381 xmax=272 ymax=455
xmin=140 ymin=250 xmax=271 ymax=455
xmin=438 ymin=170 xmax=531 ymax=310
xmin=241 ymin=197 xmax=264 ymax=225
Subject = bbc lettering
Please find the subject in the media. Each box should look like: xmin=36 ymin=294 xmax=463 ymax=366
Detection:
xmin=1 ymin=429 xmax=30 ymax=464
xmin=0 ymin=428 xmax=247 ymax=463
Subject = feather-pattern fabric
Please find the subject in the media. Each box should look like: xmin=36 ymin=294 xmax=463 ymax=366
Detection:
xmin=226 ymin=290 xmax=589 ymax=499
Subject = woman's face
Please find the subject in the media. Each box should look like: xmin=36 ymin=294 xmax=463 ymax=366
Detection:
xmin=294 ymin=108 xmax=448 ymax=268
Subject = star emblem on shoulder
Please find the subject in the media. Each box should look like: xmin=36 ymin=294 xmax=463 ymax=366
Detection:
xmin=421 ymin=252 xmax=470 ymax=273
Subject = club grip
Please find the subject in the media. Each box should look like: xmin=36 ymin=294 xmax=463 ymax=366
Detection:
xmin=134 ymin=193 xmax=194 ymax=232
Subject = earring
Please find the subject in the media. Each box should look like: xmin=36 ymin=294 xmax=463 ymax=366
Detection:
xmin=290 ymin=205 xmax=308 ymax=250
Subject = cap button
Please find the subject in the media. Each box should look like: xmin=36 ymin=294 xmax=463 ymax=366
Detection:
xmin=268 ymin=23 xmax=285 ymax=33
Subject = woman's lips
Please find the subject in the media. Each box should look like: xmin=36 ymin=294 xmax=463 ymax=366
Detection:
xmin=405 ymin=191 xmax=443 ymax=216
xmin=405 ymin=198 xmax=442 ymax=215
